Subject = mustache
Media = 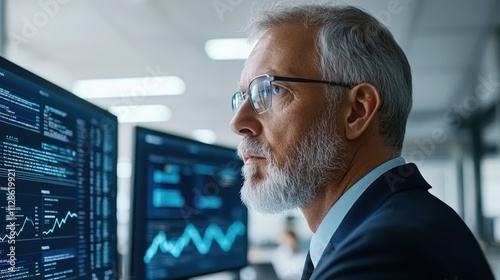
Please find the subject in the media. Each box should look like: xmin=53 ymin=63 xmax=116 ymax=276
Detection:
xmin=237 ymin=137 xmax=272 ymax=159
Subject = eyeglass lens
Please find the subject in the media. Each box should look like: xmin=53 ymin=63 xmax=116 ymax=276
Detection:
xmin=232 ymin=75 xmax=274 ymax=114
xmin=250 ymin=76 xmax=272 ymax=113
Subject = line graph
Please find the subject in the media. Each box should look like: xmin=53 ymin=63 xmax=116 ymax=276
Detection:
xmin=1 ymin=198 xmax=40 ymax=241
xmin=1 ymin=216 xmax=37 ymax=242
xmin=143 ymin=221 xmax=246 ymax=263
xmin=42 ymin=211 xmax=78 ymax=235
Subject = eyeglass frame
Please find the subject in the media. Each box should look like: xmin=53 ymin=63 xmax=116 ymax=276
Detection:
xmin=232 ymin=74 xmax=353 ymax=114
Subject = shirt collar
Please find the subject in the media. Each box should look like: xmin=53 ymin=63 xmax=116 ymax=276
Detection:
xmin=309 ymin=156 xmax=406 ymax=267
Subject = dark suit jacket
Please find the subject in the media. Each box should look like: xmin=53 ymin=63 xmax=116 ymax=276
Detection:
xmin=301 ymin=163 xmax=495 ymax=280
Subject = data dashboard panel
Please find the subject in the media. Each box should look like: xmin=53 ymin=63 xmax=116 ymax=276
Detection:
xmin=0 ymin=57 xmax=118 ymax=279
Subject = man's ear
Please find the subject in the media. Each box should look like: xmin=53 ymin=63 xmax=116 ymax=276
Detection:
xmin=343 ymin=83 xmax=381 ymax=140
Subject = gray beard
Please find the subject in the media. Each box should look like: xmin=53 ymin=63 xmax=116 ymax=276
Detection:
xmin=237 ymin=108 xmax=347 ymax=214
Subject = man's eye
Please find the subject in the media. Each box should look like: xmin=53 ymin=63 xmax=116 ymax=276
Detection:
xmin=271 ymin=85 xmax=283 ymax=95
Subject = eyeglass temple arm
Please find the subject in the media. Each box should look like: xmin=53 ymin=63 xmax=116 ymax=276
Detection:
xmin=272 ymin=76 xmax=352 ymax=88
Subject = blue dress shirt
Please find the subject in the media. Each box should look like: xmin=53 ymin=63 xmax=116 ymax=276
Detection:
xmin=309 ymin=156 xmax=406 ymax=267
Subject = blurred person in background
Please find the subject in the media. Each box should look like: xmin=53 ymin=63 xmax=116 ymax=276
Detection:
xmin=271 ymin=229 xmax=306 ymax=280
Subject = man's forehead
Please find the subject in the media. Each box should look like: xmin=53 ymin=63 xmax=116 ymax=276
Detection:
xmin=238 ymin=25 xmax=321 ymax=89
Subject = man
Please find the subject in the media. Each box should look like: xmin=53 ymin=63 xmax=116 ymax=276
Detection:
xmin=229 ymin=3 xmax=495 ymax=280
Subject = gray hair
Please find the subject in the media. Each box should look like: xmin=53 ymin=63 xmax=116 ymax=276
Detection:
xmin=248 ymin=2 xmax=412 ymax=151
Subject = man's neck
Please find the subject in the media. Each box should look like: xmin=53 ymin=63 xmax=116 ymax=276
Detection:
xmin=301 ymin=144 xmax=399 ymax=232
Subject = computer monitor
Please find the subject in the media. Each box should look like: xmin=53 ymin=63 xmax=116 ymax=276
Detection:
xmin=131 ymin=126 xmax=247 ymax=280
xmin=0 ymin=57 xmax=118 ymax=278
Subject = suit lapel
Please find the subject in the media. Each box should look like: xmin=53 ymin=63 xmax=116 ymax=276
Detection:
xmin=314 ymin=163 xmax=431 ymax=271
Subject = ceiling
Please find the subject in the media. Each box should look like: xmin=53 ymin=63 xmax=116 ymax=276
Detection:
xmin=3 ymin=0 xmax=500 ymax=157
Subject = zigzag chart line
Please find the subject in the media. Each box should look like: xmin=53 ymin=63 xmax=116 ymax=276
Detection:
xmin=144 ymin=221 xmax=246 ymax=263
xmin=1 ymin=216 xmax=35 ymax=242
xmin=43 ymin=211 xmax=78 ymax=235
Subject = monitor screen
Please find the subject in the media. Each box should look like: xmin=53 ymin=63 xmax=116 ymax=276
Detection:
xmin=131 ymin=126 xmax=247 ymax=280
xmin=0 ymin=57 xmax=118 ymax=279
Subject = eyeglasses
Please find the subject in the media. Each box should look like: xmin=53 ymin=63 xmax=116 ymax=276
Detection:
xmin=232 ymin=74 xmax=352 ymax=114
